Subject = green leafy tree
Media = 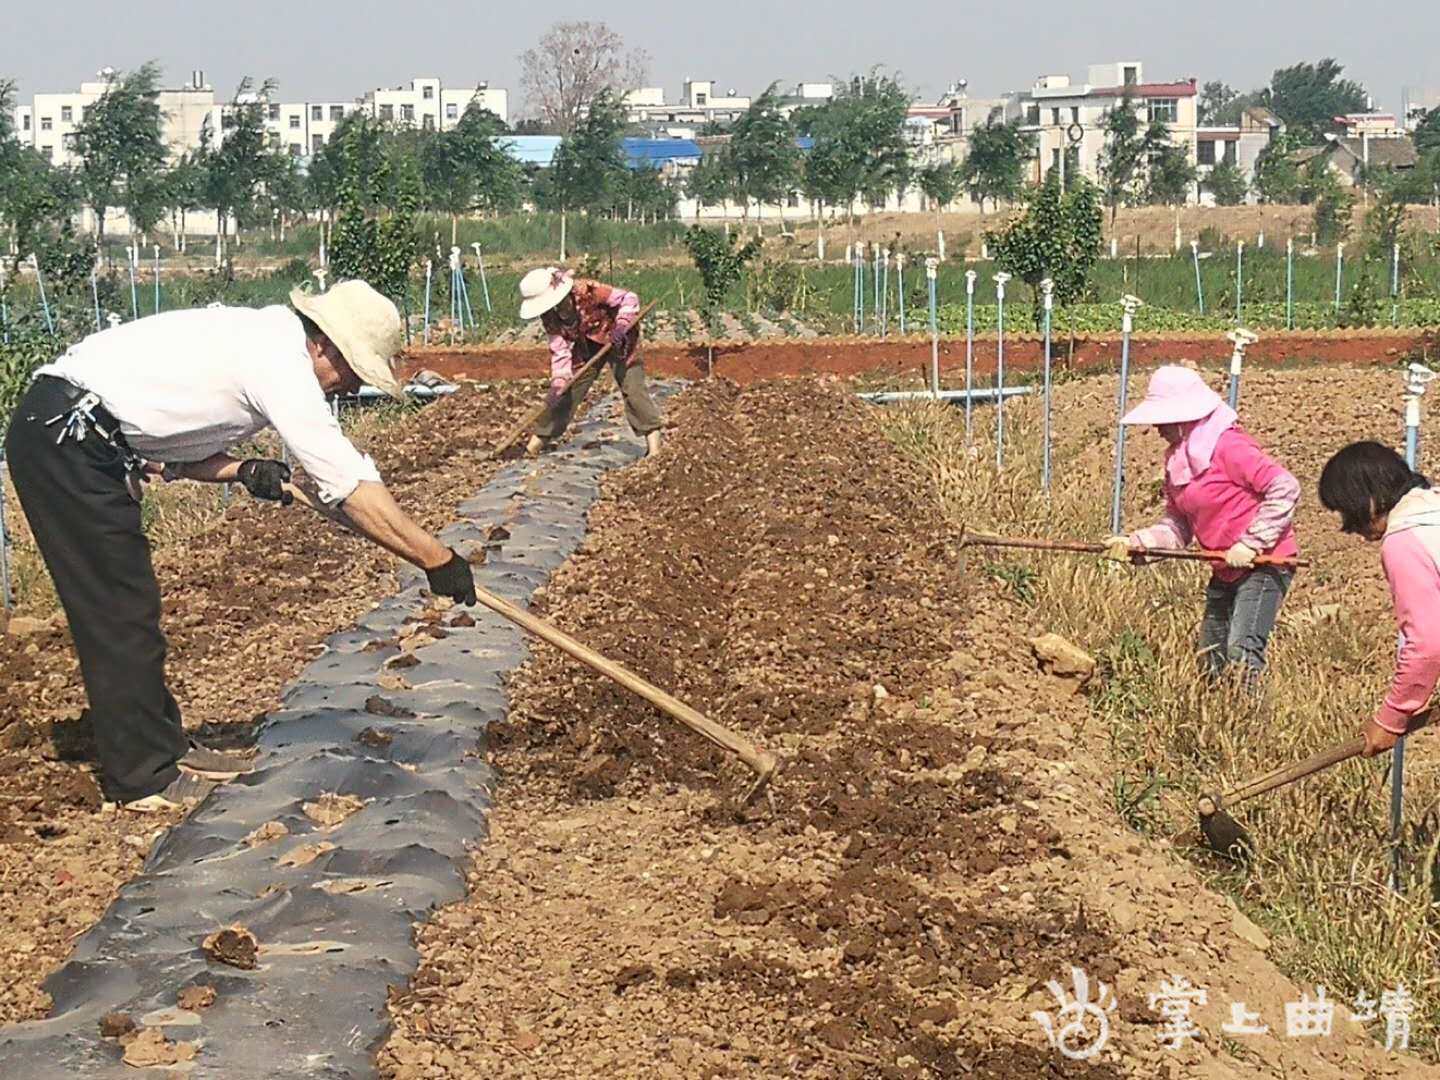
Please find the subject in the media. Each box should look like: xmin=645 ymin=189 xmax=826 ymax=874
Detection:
xmin=687 ymin=147 xmax=734 ymax=219
xmin=421 ymin=106 xmax=524 ymax=242
xmin=70 ymin=63 xmax=167 ymax=242
xmin=792 ymin=72 xmax=911 ymax=224
xmin=201 ymin=79 xmax=289 ymax=255
xmin=545 ymin=88 xmax=628 ymax=216
xmin=1198 ymin=82 xmax=1240 ymax=125
xmin=683 ymin=225 xmax=760 ymax=329
xmin=161 ymin=152 xmax=207 ymax=250
xmin=1097 ymin=91 xmax=1171 ymax=221
xmin=1310 ymin=168 xmax=1355 ymax=246
xmin=329 ymin=114 xmax=421 ymax=303
xmin=960 ymin=111 xmax=1030 ymax=211
xmin=1146 ymin=144 xmax=1197 ymax=206
xmin=917 ymin=160 xmax=960 ymax=228
xmin=727 ymin=84 xmax=799 ymax=221
xmin=1205 ymin=160 xmax=1249 ymax=205
xmin=1261 ymin=59 xmax=1368 ymax=141
xmin=624 ymin=167 xmax=675 ymax=222
xmin=1415 ymin=106 xmax=1440 ymax=154
xmin=1252 ymin=132 xmax=1306 ymax=203
xmin=985 ymin=171 xmax=1103 ymax=329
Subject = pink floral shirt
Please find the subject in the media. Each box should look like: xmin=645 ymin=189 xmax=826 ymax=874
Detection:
xmin=546 ymin=279 xmax=641 ymax=397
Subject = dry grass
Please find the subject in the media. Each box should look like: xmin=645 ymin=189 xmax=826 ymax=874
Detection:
xmin=879 ymin=391 xmax=1440 ymax=1059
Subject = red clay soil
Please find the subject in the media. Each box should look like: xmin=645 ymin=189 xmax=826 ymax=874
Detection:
xmin=402 ymin=329 xmax=1434 ymax=387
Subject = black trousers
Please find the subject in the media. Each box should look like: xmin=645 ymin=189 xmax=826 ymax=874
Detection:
xmin=4 ymin=377 xmax=186 ymax=802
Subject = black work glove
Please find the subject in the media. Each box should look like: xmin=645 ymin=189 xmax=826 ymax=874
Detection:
xmin=426 ymin=549 xmax=477 ymax=606
xmin=237 ymin=459 xmax=293 ymax=505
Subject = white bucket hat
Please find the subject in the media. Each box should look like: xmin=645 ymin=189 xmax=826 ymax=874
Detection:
xmin=290 ymin=281 xmax=405 ymax=401
xmin=518 ymin=266 xmax=574 ymax=320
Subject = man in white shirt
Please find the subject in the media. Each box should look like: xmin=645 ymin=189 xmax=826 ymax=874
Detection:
xmin=3 ymin=281 xmax=476 ymax=811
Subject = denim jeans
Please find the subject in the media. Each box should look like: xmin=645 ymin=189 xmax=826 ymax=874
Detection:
xmin=1199 ymin=566 xmax=1293 ymax=683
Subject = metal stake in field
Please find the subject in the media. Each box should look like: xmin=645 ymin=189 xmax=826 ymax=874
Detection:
xmin=153 ymin=244 xmax=161 ymax=314
xmin=127 ymin=244 xmax=139 ymax=320
xmin=1393 ymin=362 xmax=1437 ymax=891
xmin=896 ymin=253 xmax=907 ymax=334
xmin=1190 ymin=239 xmax=1204 ymax=315
xmin=875 ymin=249 xmax=887 ymax=338
xmin=1391 ymin=242 xmax=1401 ymax=327
xmin=964 ymin=269 xmax=978 ymax=439
xmin=1234 ymin=240 xmax=1244 ymax=323
xmin=846 ymin=243 xmax=858 ymax=332
xmin=925 ymin=257 xmax=939 ymax=396
xmin=1285 ymin=238 xmax=1295 ymax=330
xmin=0 ymin=454 xmax=12 ymax=612
xmin=32 ymin=254 xmax=55 ymax=337
xmin=1041 ymin=277 xmax=1055 ymax=493
xmin=470 ymin=242 xmax=492 ymax=314
xmin=1334 ymin=242 xmax=1345 ymax=313
xmin=1226 ymin=329 xmax=1258 ymax=410
xmin=1109 ymin=294 xmax=1144 ymax=536
xmin=994 ymin=272 xmax=1012 ymax=469
xmin=873 ymin=244 xmax=882 ymax=334
xmin=90 ymin=264 xmax=102 ymax=332
xmin=422 ymin=259 xmax=433 ymax=345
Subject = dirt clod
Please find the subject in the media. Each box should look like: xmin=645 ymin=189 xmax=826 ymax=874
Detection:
xmin=202 ymin=925 xmax=258 ymax=970
xmin=302 ymin=793 xmax=366 ymax=827
xmin=177 ymin=984 xmax=217 ymax=1010
xmin=99 ymin=1011 xmax=135 ymax=1038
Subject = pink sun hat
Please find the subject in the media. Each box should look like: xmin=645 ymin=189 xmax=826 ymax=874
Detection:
xmin=1121 ymin=365 xmax=1225 ymax=426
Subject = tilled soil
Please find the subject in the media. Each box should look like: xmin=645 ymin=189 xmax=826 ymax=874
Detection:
xmin=0 ymin=383 xmax=533 ymax=1024
xmin=381 ymin=379 xmax=1412 ymax=1078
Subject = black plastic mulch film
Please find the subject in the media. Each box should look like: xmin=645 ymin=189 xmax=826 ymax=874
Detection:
xmin=0 ymin=388 xmax=671 ymax=1078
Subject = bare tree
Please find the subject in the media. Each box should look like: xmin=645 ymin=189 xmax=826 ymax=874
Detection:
xmin=518 ymin=20 xmax=650 ymax=135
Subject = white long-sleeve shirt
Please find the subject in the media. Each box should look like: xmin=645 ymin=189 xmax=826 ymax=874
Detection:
xmin=37 ymin=305 xmax=381 ymax=504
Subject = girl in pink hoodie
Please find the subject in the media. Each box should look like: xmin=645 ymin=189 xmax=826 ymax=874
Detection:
xmin=1319 ymin=441 xmax=1439 ymax=756
xmin=1107 ymin=366 xmax=1301 ymax=683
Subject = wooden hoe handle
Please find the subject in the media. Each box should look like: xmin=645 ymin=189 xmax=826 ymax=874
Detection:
xmin=962 ymin=533 xmax=1309 ymax=570
xmin=491 ymin=299 xmax=662 ymax=458
xmin=1216 ymin=709 xmax=1434 ymax=810
xmin=281 ymin=480 xmax=777 ymax=804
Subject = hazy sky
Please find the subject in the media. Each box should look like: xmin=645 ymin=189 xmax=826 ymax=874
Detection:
xmin=6 ymin=0 xmax=1438 ymax=113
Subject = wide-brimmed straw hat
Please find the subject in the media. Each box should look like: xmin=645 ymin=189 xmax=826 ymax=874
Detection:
xmin=1122 ymin=365 xmax=1224 ymax=426
xmin=290 ymin=281 xmax=405 ymax=401
xmin=518 ymin=266 xmax=574 ymax=320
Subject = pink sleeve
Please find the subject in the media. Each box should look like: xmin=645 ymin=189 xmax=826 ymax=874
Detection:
xmin=1221 ymin=436 xmax=1299 ymax=550
xmin=549 ymin=333 xmax=573 ymax=396
xmin=1130 ymin=492 xmax=1193 ymax=550
xmin=1376 ymin=531 xmax=1440 ymax=733
xmin=606 ymin=287 xmax=641 ymax=338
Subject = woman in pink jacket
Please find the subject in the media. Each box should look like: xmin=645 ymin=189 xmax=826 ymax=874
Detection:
xmin=1107 ymin=366 xmax=1301 ymax=683
xmin=517 ymin=267 xmax=663 ymax=457
xmin=1319 ymin=442 xmax=1439 ymax=756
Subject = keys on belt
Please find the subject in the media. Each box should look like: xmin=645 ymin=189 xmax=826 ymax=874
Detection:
xmin=43 ymin=390 xmax=145 ymax=475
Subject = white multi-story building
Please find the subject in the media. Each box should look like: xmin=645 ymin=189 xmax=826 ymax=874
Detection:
xmin=362 ymin=77 xmax=508 ymax=132
xmin=1402 ymin=86 xmax=1440 ymax=130
xmin=1006 ymin=62 xmax=1201 ymax=196
xmin=624 ymin=79 xmax=756 ymax=136
xmin=15 ymin=68 xmax=216 ymax=167
xmin=262 ymin=99 xmax=361 ymax=157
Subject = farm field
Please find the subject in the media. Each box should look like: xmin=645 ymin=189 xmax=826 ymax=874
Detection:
xmin=3 ymin=358 xmax=1440 ymax=1076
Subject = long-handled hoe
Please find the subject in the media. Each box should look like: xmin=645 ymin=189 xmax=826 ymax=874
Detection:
xmin=1197 ymin=710 xmax=1433 ymax=862
xmin=282 ymin=482 xmax=778 ymax=808
xmin=957 ymin=526 xmax=1309 ymax=570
